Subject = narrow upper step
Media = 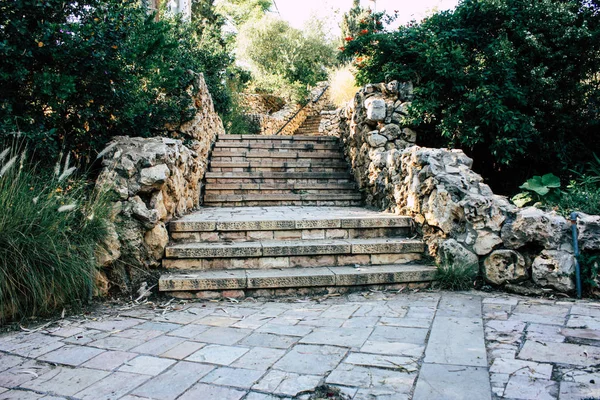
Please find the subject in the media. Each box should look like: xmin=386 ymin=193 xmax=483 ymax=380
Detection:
xmin=170 ymin=206 xmax=413 ymax=232
xmin=159 ymin=264 xmax=436 ymax=291
xmin=219 ymin=134 xmax=336 ymax=141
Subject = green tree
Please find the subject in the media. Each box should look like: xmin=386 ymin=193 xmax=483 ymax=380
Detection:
xmin=0 ymin=0 xmax=231 ymax=161
xmin=343 ymin=0 xmax=600 ymax=193
xmin=340 ymin=0 xmax=370 ymax=40
xmin=216 ymin=0 xmax=272 ymax=27
xmin=237 ymin=15 xmax=336 ymax=102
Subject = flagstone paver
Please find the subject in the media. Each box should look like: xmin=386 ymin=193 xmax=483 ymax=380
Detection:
xmin=2 ymin=291 xmax=600 ymax=399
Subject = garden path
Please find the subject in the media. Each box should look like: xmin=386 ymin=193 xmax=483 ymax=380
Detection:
xmin=0 ymin=290 xmax=597 ymax=399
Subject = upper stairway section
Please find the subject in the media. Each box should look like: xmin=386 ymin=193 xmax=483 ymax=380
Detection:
xmin=204 ymin=134 xmax=362 ymax=207
xmin=293 ymin=115 xmax=322 ymax=136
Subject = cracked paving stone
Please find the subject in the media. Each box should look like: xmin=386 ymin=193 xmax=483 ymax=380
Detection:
xmin=239 ymin=332 xmax=299 ymax=349
xmin=252 ymin=370 xmax=322 ymax=397
xmin=200 ymin=366 xmax=265 ymax=389
xmin=300 ymin=327 xmax=373 ymax=348
xmin=186 ymin=344 xmax=249 ymax=365
xmin=503 ymin=375 xmax=558 ymax=400
xmin=20 ymin=366 xmax=110 ymax=397
xmin=193 ymin=327 xmax=253 ymax=345
xmin=273 ymin=344 xmax=346 ymax=375
xmin=326 ymin=363 xmax=416 ymax=393
xmin=177 ymin=383 xmax=246 ymax=400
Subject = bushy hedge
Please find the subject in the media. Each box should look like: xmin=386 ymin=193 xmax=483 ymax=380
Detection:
xmin=0 ymin=0 xmax=232 ymax=162
xmin=343 ymin=0 xmax=600 ymax=193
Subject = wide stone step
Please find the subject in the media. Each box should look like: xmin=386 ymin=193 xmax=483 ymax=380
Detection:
xmin=215 ymin=142 xmax=338 ymax=150
xmin=203 ymin=193 xmax=362 ymax=203
xmin=205 ymin=189 xmax=358 ymax=197
xmin=203 ymin=200 xmax=364 ymax=207
xmin=218 ymin=134 xmax=337 ymax=142
xmin=163 ymin=251 xmax=422 ymax=270
xmin=205 ymin=171 xmax=351 ymax=179
xmin=165 ymin=238 xmax=424 ymax=259
xmin=171 ymin=226 xmax=410 ymax=244
xmin=210 ymin=160 xmax=348 ymax=169
xmin=204 ymin=182 xmax=356 ymax=191
xmin=211 ymin=150 xmax=343 ymax=159
xmin=170 ymin=206 xmax=412 ymax=232
xmin=159 ymin=264 xmax=436 ymax=291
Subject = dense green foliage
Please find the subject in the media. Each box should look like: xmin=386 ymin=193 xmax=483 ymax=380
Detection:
xmin=0 ymin=0 xmax=232 ymax=161
xmin=0 ymin=147 xmax=109 ymax=322
xmin=342 ymin=0 xmax=600 ymax=193
xmin=237 ymin=16 xmax=337 ymax=102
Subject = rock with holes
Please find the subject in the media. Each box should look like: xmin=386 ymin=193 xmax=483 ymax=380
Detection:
xmin=501 ymin=207 xmax=570 ymax=250
xmin=532 ymin=250 xmax=576 ymax=292
xmin=484 ymin=250 xmax=528 ymax=285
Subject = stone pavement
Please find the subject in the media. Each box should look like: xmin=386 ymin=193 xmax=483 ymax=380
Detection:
xmin=1 ymin=291 xmax=600 ymax=400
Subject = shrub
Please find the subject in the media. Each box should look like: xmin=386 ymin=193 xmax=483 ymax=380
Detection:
xmin=0 ymin=145 xmax=109 ymax=323
xmin=342 ymin=0 xmax=600 ymax=194
xmin=328 ymin=65 xmax=360 ymax=108
xmin=0 ymin=0 xmax=232 ymax=162
xmin=434 ymin=261 xmax=478 ymax=291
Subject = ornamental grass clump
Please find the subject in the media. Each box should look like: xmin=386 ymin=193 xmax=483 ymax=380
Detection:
xmin=0 ymin=146 xmax=109 ymax=323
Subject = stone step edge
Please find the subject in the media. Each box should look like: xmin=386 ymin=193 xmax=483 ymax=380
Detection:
xmin=159 ymin=264 xmax=437 ymax=291
xmin=214 ymin=143 xmax=338 ymax=149
xmin=203 ymin=193 xmax=362 ymax=202
xmin=165 ymin=238 xmax=425 ymax=258
xmin=170 ymin=215 xmax=413 ymax=232
xmin=205 ymin=172 xmax=351 ymax=179
xmin=204 ymin=183 xmax=356 ymax=190
xmin=209 ymin=161 xmax=348 ymax=167
xmin=218 ymin=135 xmax=337 ymax=141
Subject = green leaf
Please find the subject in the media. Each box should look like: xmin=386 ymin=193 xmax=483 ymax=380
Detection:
xmin=519 ymin=176 xmax=550 ymax=196
xmin=511 ymin=192 xmax=533 ymax=207
xmin=541 ymin=173 xmax=560 ymax=188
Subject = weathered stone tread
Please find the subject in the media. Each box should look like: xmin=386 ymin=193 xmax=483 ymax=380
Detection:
xmin=159 ymin=264 xmax=436 ymax=291
xmin=165 ymin=238 xmax=425 ymax=258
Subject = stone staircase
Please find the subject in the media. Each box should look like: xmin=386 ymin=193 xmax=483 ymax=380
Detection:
xmin=293 ymin=115 xmax=322 ymax=136
xmin=159 ymin=134 xmax=435 ymax=299
xmin=204 ymin=135 xmax=362 ymax=207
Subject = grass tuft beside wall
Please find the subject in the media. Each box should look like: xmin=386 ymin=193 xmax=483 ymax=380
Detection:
xmin=0 ymin=146 xmax=109 ymax=323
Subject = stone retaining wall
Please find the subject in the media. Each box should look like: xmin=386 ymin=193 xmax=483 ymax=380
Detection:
xmin=332 ymin=82 xmax=600 ymax=294
xmin=95 ymin=73 xmax=225 ymax=294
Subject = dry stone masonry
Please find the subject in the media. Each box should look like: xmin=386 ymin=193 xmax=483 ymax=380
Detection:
xmin=95 ymin=73 xmax=225 ymax=294
xmin=328 ymin=81 xmax=600 ymax=295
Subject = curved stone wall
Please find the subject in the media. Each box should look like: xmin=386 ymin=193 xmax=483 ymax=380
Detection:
xmin=332 ymin=82 xmax=600 ymax=294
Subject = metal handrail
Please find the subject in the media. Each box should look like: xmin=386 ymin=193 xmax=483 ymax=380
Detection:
xmin=274 ymin=84 xmax=329 ymax=136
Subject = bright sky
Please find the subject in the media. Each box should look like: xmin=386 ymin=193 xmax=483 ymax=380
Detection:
xmin=273 ymin=0 xmax=460 ymax=33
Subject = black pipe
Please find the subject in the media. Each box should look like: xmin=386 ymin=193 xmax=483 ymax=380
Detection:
xmin=570 ymin=211 xmax=582 ymax=299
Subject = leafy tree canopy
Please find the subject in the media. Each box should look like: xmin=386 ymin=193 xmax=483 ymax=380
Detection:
xmin=0 ymin=0 xmax=233 ymax=161
xmin=237 ymin=15 xmax=336 ymax=102
xmin=342 ymin=0 xmax=600 ymax=193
